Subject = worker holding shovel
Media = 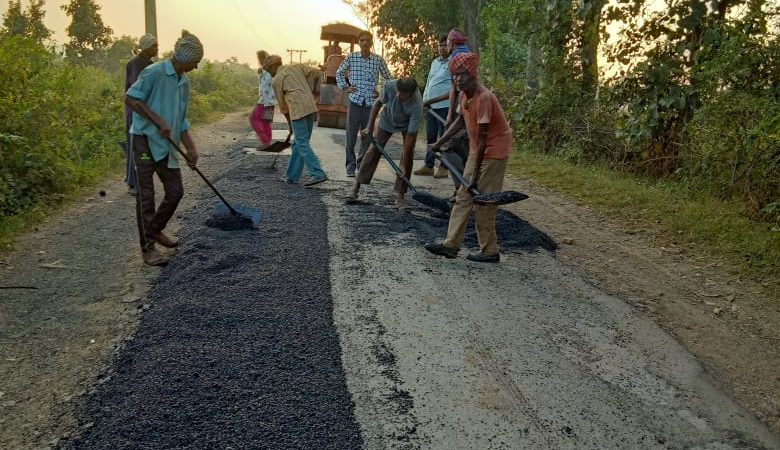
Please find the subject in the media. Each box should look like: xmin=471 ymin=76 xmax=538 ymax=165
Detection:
xmin=424 ymin=52 xmax=513 ymax=263
xmin=125 ymin=30 xmax=203 ymax=266
xmin=346 ymin=77 xmax=423 ymax=208
xmin=264 ymin=55 xmax=328 ymax=187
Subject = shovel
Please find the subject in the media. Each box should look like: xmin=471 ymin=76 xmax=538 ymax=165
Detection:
xmin=433 ymin=152 xmax=528 ymax=206
xmin=265 ymin=132 xmax=292 ymax=170
xmin=425 ymin=110 xmax=528 ymax=206
xmin=367 ymin=135 xmax=450 ymax=212
xmin=165 ymin=137 xmax=262 ymax=228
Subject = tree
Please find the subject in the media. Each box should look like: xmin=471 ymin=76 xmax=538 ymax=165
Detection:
xmin=578 ymin=0 xmax=605 ymax=94
xmin=2 ymin=1 xmax=27 ymax=37
xmin=25 ymin=0 xmax=52 ymax=43
xmin=360 ymin=0 xmax=462 ymax=79
xmin=463 ymin=0 xmax=480 ymax=53
xmin=105 ymin=35 xmax=136 ymax=73
xmin=61 ymin=0 xmax=113 ymax=65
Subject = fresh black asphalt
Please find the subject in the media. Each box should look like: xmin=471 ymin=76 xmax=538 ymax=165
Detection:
xmin=61 ymin=135 xmax=556 ymax=449
xmin=62 ymin=154 xmax=364 ymax=449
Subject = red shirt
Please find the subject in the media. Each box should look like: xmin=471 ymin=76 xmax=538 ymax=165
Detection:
xmin=460 ymin=85 xmax=513 ymax=160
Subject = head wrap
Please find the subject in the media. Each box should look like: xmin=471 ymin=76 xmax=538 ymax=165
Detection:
xmin=173 ymin=30 xmax=204 ymax=63
xmin=138 ymin=33 xmax=157 ymax=50
xmin=448 ymin=29 xmax=467 ymax=45
xmin=449 ymin=52 xmax=479 ymax=79
xmin=263 ymin=55 xmax=283 ymax=71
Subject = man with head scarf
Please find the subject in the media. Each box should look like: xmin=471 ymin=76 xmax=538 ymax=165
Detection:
xmin=125 ymin=30 xmax=204 ymax=266
xmin=447 ymin=28 xmax=470 ymax=58
xmin=264 ymin=55 xmax=328 ymax=187
xmin=425 ymin=53 xmax=513 ymax=263
xmin=123 ymin=33 xmax=159 ymax=196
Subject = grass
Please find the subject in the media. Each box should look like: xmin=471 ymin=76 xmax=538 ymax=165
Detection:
xmin=508 ymin=148 xmax=780 ymax=282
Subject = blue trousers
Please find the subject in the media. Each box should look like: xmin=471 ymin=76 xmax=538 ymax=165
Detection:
xmin=287 ymin=113 xmax=326 ymax=182
xmin=424 ymin=107 xmax=449 ymax=168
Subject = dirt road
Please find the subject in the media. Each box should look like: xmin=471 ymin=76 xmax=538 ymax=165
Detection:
xmin=0 ymin=112 xmax=778 ymax=449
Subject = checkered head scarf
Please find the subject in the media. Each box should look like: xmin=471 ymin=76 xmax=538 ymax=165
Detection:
xmin=173 ymin=30 xmax=204 ymax=63
xmin=449 ymin=52 xmax=479 ymax=79
xmin=448 ymin=28 xmax=467 ymax=45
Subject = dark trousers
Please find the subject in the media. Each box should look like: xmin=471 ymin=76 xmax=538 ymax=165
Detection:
xmin=345 ymin=100 xmax=372 ymax=174
xmin=424 ymin=106 xmax=449 ymax=168
xmin=124 ymin=111 xmax=137 ymax=189
xmin=132 ymin=134 xmax=183 ymax=251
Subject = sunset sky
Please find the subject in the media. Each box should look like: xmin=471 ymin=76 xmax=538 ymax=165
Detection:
xmin=0 ymin=0 xmax=369 ymax=65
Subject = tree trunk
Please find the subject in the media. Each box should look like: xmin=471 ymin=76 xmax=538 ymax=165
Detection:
xmin=580 ymin=0 xmax=604 ymax=95
xmin=463 ymin=0 xmax=480 ymax=53
xmin=526 ymin=34 xmax=540 ymax=97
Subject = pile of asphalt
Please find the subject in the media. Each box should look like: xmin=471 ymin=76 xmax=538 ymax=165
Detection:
xmin=62 ymin=155 xmax=363 ymax=449
xmin=342 ymin=187 xmax=557 ymax=253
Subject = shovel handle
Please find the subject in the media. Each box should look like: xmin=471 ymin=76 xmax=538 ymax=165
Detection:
xmin=427 ymin=108 xmax=448 ymax=126
xmin=165 ymin=137 xmax=240 ymax=216
xmin=433 ymin=152 xmax=482 ymax=196
xmin=368 ymin=136 xmax=418 ymax=195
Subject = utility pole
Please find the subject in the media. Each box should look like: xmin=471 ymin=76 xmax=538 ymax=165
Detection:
xmin=286 ymin=49 xmax=307 ymax=63
xmin=145 ymin=0 xmax=157 ymax=37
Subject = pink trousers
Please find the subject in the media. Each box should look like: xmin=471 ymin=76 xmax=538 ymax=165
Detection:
xmin=250 ymin=104 xmax=272 ymax=145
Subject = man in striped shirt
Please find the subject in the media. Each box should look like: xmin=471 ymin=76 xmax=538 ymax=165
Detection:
xmin=336 ymin=31 xmax=393 ymax=177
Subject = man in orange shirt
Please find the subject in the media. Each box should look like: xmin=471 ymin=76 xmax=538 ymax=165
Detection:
xmin=425 ymin=53 xmax=513 ymax=263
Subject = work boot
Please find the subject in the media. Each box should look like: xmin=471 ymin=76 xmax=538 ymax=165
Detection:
xmin=142 ymin=247 xmax=169 ymax=266
xmin=151 ymin=231 xmax=178 ymax=248
xmin=434 ymin=167 xmax=449 ymax=179
xmin=413 ymin=166 xmax=434 ymax=176
xmin=466 ymin=252 xmax=501 ymax=263
xmin=424 ymin=242 xmax=459 ymax=259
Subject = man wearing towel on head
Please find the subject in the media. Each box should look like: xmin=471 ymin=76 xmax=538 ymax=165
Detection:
xmin=425 ymin=53 xmax=513 ymax=264
xmin=125 ymin=30 xmax=203 ymax=266
xmin=123 ymin=33 xmax=158 ymax=196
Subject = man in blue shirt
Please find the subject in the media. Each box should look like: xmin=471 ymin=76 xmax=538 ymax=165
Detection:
xmin=125 ymin=30 xmax=203 ymax=266
xmin=336 ymin=31 xmax=393 ymax=177
xmin=346 ymin=78 xmax=422 ymax=208
xmin=415 ymin=33 xmax=452 ymax=178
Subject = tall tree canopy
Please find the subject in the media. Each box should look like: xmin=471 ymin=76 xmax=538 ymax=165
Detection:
xmin=61 ymin=0 xmax=112 ymax=64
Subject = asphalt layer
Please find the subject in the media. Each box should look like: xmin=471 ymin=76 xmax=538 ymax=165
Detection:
xmin=61 ymin=154 xmax=363 ymax=449
xmin=343 ymin=185 xmax=557 ymax=254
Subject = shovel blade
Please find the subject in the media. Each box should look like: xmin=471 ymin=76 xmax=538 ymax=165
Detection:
xmin=473 ymin=191 xmax=529 ymax=206
xmin=261 ymin=140 xmax=291 ymax=153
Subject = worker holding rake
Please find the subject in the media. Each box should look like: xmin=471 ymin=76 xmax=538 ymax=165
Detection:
xmin=126 ymin=30 xmax=203 ymax=266
xmin=424 ymin=52 xmax=513 ymax=263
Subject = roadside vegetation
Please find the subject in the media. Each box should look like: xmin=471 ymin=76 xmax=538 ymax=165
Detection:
xmin=360 ymin=0 xmax=779 ymax=281
xmin=0 ymin=0 xmax=257 ymax=250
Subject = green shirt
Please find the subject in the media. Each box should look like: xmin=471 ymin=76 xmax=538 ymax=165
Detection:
xmin=127 ymin=59 xmax=191 ymax=169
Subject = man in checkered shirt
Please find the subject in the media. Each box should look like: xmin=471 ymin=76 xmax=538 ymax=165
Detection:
xmin=336 ymin=31 xmax=393 ymax=177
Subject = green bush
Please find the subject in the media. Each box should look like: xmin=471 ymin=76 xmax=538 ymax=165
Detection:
xmin=187 ymin=58 xmax=257 ymax=122
xmin=0 ymin=36 xmax=122 ymax=217
xmin=682 ymin=91 xmax=780 ymax=218
xmin=0 ymin=37 xmax=258 ymax=225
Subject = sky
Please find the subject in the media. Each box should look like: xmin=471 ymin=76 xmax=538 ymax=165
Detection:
xmin=1 ymin=0 xmax=369 ymax=66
